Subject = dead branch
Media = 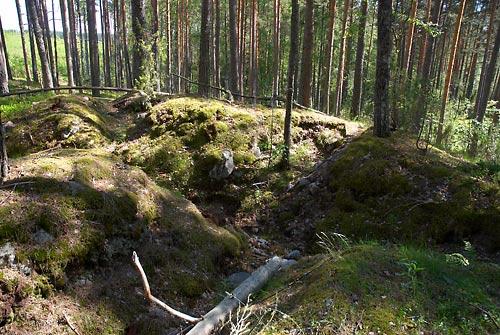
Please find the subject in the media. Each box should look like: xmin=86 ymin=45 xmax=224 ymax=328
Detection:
xmin=185 ymin=256 xmax=295 ymax=335
xmin=131 ymin=251 xmax=203 ymax=324
xmin=63 ymin=311 xmax=82 ymax=335
xmin=0 ymin=181 xmax=35 ymax=189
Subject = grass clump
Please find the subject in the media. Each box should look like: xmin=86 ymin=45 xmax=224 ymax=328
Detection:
xmin=254 ymin=242 xmax=500 ymax=335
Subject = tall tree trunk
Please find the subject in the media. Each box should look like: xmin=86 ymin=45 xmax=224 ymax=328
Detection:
xmin=151 ymin=0 xmax=160 ymax=91
xmin=414 ymin=0 xmax=441 ymax=131
xmin=0 ymin=17 xmax=12 ymax=80
xmin=102 ymin=0 xmax=112 ymax=87
xmin=298 ymin=0 xmax=314 ymax=107
xmin=465 ymin=36 xmax=480 ymax=99
xmin=39 ymin=0 xmax=58 ymax=85
xmin=177 ymin=0 xmax=184 ymax=92
xmin=228 ymin=0 xmax=240 ymax=96
xmin=0 ymin=33 xmax=8 ymax=94
xmin=418 ymin=0 xmax=432 ymax=76
xmin=165 ymin=0 xmax=172 ymax=92
xmin=402 ymin=0 xmax=417 ymax=77
xmin=473 ymin=0 xmax=497 ymax=118
xmin=60 ymin=0 xmax=74 ymax=89
xmin=120 ymin=0 xmax=132 ymax=87
xmin=322 ymin=0 xmax=337 ymax=114
xmin=283 ymin=0 xmax=300 ymax=166
xmin=183 ymin=0 xmax=191 ymax=93
xmin=436 ymin=0 xmax=466 ymax=145
xmin=0 ymin=35 xmax=8 ymax=181
xmin=131 ymin=0 xmax=147 ymax=88
xmin=469 ymin=21 xmax=500 ymax=156
xmin=68 ymin=0 xmax=81 ymax=86
xmin=238 ymin=0 xmax=246 ymax=96
xmin=26 ymin=0 xmax=53 ymax=88
xmin=272 ymin=0 xmax=281 ymax=105
xmin=51 ymin=0 xmax=59 ymax=85
xmin=15 ymin=0 xmax=32 ymax=81
xmin=26 ymin=5 xmax=39 ymax=83
xmin=332 ymin=0 xmax=350 ymax=116
xmin=248 ymin=0 xmax=258 ymax=102
xmin=350 ymin=0 xmax=368 ymax=119
xmin=373 ymin=0 xmax=392 ymax=138
xmin=198 ymin=0 xmax=212 ymax=96
xmin=213 ymin=0 xmax=221 ymax=96
xmin=87 ymin=0 xmax=101 ymax=96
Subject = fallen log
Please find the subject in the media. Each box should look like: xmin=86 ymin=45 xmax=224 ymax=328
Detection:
xmin=186 ymin=256 xmax=295 ymax=335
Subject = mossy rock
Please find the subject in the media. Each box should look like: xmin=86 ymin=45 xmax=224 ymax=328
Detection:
xmin=3 ymin=148 xmax=240 ymax=292
xmin=5 ymin=95 xmax=116 ymax=157
xmin=311 ymin=133 xmax=500 ymax=249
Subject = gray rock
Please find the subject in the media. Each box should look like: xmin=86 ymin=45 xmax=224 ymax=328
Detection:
xmin=298 ymin=177 xmax=311 ymax=187
xmin=286 ymin=250 xmax=301 ymax=260
xmin=308 ymin=182 xmax=321 ymax=195
xmin=68 ymin=181 xmax=86 ymax=195
xmin=209 ymin=150 xmax=235 ymax=180
xmin=32 ymin=229 xmax=54 ymax=245
xmin=227 ymin=272 xmax=251 ymax=289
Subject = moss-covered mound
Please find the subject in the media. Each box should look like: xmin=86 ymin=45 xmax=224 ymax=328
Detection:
xmin=117 ymin=97 xmax=347 ymax=192
xmin=252 ymin=243 xmax=500 ymax=335
xmin=0 ymin=148 xmax=241 ymax=332
xmin=5 ymin=95 xmax=117 ymax=157
xmin=271 ymin=132 xmax=500 ymax=251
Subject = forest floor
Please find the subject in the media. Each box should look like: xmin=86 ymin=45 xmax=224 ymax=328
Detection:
xmin=0 ymin=91 xmax=499 ymax=335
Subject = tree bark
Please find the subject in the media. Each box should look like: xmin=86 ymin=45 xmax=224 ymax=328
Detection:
xmin=213 ymin=0 xmax=221 ymax=96
xmin=15 ymin=0 xmax=32 ymax=81
xmin=165 ymin=0 xmax=172 ymax=92
xmin=120 ymin=0 xmax=132 ymax=88
xmin=26 ymin=4 xmax=39 ymax=83
xmin=0 ymin=113 xmax=8 ymax=183
xmin=60 ymin=0 xmax=74 ymax=89
xmin=102 ymin=0 xmax=112 ymax=87
xmin=67 ymin=0 xmax=81 ymax=86
xmin=436 ymin=0 xmax=466 ymax=145
xmin=322 ymin=0 xmax=337 ymax=114
xmin=469 ymin=21 xmax=500 ymax=156
xmin=350 ymin=0 xmax=368 ymax=119
xmin=0 ymin=17 xmax=12 ymax=80
xmin=198 ymin=0 xmax=212 ymax=96
xmin=272 ymin=0 xmax=281 ymax=105
xmin=0 ymin=37 xmax=8 ymax=182
xmin=228 ymin=0 xmax=240 ymax=96
xmin=185 ymin=257 xmax=295 ymax=335
xmin=283 ymin=0 xmax=300 ymax=166
xmin=248 ymin=0 xmax=258 ymax=102
xmin=151 ymin=0 xmax=160 ymax=91
xmin=0 ymin=33 xmax=8 ymax=94
xmin=473 ymin=0 xmax=497 ymax=118
xmin=131 ymin=0 xmax=148 ymax=88
xmin=402 ymin=0 xmax=418 ymax=77
xmin=87 ymin=0 xmax=101 ymax=96
xmin=414 ymin=0 xmax=441 ymax=131
xmin=298 ymin=0 xmax=314 ymax=107
xmin=373 ymin=0 xmax=392 ymax=138
xmin=39 ymin=0 xmax=57 ymax=85
xmin=26 ymin=0 xmax=53 ymax=88
xmin=332 ymin=0 xmax=350 ymax=116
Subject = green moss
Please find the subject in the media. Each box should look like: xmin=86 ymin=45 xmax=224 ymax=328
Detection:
xmin=5 ymin=95 xmax=117 ymax=157
xmin=257 ymin=244 xmax=500 ymax=335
